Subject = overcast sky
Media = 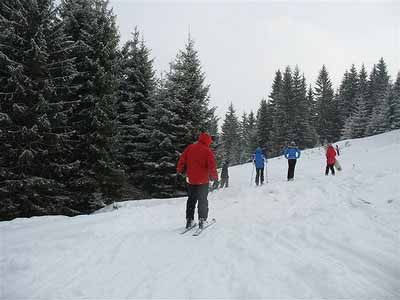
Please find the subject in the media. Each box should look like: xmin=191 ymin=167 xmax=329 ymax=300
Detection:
xmin=109 ymin=0 xmax=400 ymax=121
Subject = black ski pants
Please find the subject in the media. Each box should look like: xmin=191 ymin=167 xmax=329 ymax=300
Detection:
xmin=220 ymin=177 xmax=229 ymax=188
xmin=186 ymin=184 xmax=209 ymax=221
xmin=287 ymin=159 xmax=297 ymax=180
xmin=255 ymin=168 xmax=264 ymax=185
xmin=325 ymin=164 xmax=335 ymax=175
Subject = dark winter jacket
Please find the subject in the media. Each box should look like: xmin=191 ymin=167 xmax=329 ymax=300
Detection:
xmin=221 ymin=163 xmax=229 ymax=178
xmin=284 ymin=146 xmax=301 ymax=160
xmin=177 ymin=133 xmax=218 ymax=185
xmin=326 ymin=145 xmax=337 ymax=165
xmin=253 ymin=147 xmax=266 ymax=169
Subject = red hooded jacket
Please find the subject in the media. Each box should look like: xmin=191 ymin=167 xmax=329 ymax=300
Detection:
xmin=176 ymin=133 xmax=218 ymax=185
xmin=326 ymin=145 xmax=337 ymax=165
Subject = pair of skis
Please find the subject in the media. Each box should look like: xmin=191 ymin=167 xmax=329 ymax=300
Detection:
xmin=180 ymin=218 xmax=216 ymax=236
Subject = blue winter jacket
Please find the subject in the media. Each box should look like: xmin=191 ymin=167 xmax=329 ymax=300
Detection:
xmin=253 ymin=148 xmax=266 ymax=169
xmin=284 ymin=147 xmax=301 ymax=159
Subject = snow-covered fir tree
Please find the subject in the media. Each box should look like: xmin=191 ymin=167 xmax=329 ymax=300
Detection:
xmin=0 ymin=0 xmax=80 ymax=220
xmin=341 ymin=94 xmax=369 ymax=139
xmin=366 ymin=65 xmax=378 ymax=115
xmin=291 ymin=67 xmax=317 ymax=149
xmin=272 ymin=67 xmax=293 ymax=151
xmin=117 ymin=28 xmax=156 ymax=188
xmin=164 ymin=37 xmax=211 ymax=154
xmin=268 ymin=69 xmax=282 ymax=154
xmin=366 ymin=91 xmax=391 ymax=136
xmin=238 ymin=112 xmax=249 ymax=163
xmin=239 ymin=111 xmax=258 ymax=163
xmin=388 ymin=72 xmax=400 ymax=130
xmin=341 ymin=64 xmax=370 ymax=139
xmin=307 ymin=84 xmax=318 ymax=133
xmin=60 ymin=0 xmax=125 ymax=211
xmin=367 ymin=58 xmax=390 ymax=116
xmin=256 ymin=99 xmax=273 ymax=156
xmin=358 ymin=64 xmax=369 ymax=103
xmin=148 ymin=36 xmax=213 ymax=195
xmin=269 ymin=70 xmax=282 ymax=114
xmin=206 ymin=107 xmax=223 ymax=166
xmin=141 ymin=78 xmax=181 ymax=198
xmin=337 ymin=64 xmax=359 ymax=128
xmin=221 ymin=103 xmax=241 ymax=164
xmin=365 ymin=58 xmax=391 ymax=136
xmin=245 ymin=111 xmax=258 ymax=159
xmin=314 ymin=65 xmax=339 ymax=143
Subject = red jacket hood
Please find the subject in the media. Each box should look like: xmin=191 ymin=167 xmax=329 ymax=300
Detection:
xmin=198 ymin=133 xmax=212 ymax=147
xmin=327 ymin=145 xmax=335 ymax=152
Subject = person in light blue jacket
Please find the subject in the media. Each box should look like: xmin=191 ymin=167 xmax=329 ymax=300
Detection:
xmin=283 ymin=141 xmax=301 ymax=181
xmin=253 ymin=147 xmax=267 ymax=185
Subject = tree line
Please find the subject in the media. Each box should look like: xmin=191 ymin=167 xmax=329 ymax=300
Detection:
xmin=219 ymin=60 xmax=400 ymax=165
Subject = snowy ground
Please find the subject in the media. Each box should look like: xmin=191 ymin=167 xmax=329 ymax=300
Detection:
xmin=1 ymin=130 xmax=400 ymax=299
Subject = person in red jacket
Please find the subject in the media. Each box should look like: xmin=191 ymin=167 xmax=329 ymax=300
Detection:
xmin=325 ymin=143 xmax=337 ymax=176
xmin=177 ymin=133 xmax=218 ymax=229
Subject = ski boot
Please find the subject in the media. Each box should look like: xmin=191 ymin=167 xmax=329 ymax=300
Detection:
xmin=186 ymin=219 xmax=194 ymax=229
xmin=199 ymin=218 xmax=208 ymax=229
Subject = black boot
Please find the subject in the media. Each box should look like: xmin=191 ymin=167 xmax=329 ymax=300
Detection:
xmin=186 ymin=219 xmax=194 ymax=229
xmin=199 ymin=218 xmax=207 ymax=229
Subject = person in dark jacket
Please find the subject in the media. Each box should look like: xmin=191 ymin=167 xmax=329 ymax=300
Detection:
xmin=283 ymin=141 xmax=301 ymax=181
xmin=326 ymin=143 xmax=337 ymax=175
xmin=253 ymin=147 xmax=266 ymax=186
xmin=177 ymin=133 xmax=218 ymax=229
xmin=220 ymin=161 xmax=229 ymax=188
xmin=335 ymin=144 xmax=340 ymax=156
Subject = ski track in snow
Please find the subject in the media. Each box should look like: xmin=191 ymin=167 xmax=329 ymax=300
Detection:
xmin=1 ymin=130 xmax=400 ymax=299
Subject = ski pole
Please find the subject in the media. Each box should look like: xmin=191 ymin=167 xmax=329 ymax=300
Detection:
xmin=250 ymin=162 xmax=255 ymax=185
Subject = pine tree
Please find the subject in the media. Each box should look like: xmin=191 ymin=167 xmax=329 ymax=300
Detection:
xmin=366 ymin=65 xmax=378 ymax=115
xmin=117 ymin=28 xmax=156 ymax=187
xmin=0 ymin=0 xmax=81 ymax=220
xmin=256 ymin=99 xmax=273 ymax=156
xmin=206 ymin=107 xmax=223 ymax=166
xmin=388 ymin=72 xmax=400 ymax=129
xmin=341 ymin=94 xmax=369 ymax=139
xmin=341 ymin=64 xmax=371 ymax=140
xmin=60 ymin=0 xmax=125 ymax=211
xmin=315 ymin=65 xmax=338 ymax=143
xmin=239 ymin=112 xmax=249 ymax=163
xmin=337 ymin=64 xmax=359 ymax=127
xmin=307 ymin=84 xmax=318 ymax=133
xmin=292 ymin=68 xmax=317 ymax=148
xmin=268 ymin=70 xmax=282 ymax=123
xmin=141 ymin=78 xmax=181 ymax=198
xmin=367 ymin=58 xmax=390 ymax=116
xmin=269 ymin=70 xmax=283 ymax=154
xmin=273 ymin=66 xmax=293 ymax=151
xmin=366 ymin=91 xmax=391 ymax=136
xmin=221 ymin=103 xmax=241 ymax=164
xmin=366 ymin=58 xmax=391 ymax=136
xmin=246 ymin=111 xmax=258 ymax=159
xmin=358 ymin=64 xmax=369 ymax=102
xmin=165 ymin=37 xmax=211 ymax=154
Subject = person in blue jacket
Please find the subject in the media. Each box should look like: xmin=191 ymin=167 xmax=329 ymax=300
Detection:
xmin=253 ymin=147 xmax=267 ymax=186
xmin=283 ymin=141 xmax=301 ymax=181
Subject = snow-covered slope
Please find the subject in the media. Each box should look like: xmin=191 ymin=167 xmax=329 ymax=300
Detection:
xmin=1 ymin=131 xmax=400 ymax=299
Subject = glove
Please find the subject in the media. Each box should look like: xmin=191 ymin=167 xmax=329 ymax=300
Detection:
xmin=212 ymin=180 xmax=219 ymax=189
